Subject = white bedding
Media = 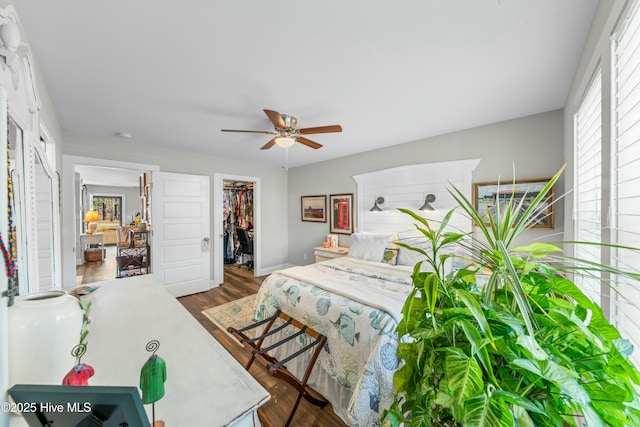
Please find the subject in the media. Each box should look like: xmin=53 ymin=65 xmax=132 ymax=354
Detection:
xmin=253 ymin=257 xmax=413 ymax=426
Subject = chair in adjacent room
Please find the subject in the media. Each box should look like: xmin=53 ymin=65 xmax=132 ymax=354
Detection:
xmin=235 ymin=227 xmax=253 ymax=270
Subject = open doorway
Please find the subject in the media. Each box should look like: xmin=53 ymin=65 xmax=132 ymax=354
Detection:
xmin=223 ymin=180 xmax=254 ymax=270
xmin=75 ymin=165 xmax=148 ymax=285
xmin=61 ymin=155 xmax=159 ymax=287
xmin=213 ymin=173 xmax=261 ymax=287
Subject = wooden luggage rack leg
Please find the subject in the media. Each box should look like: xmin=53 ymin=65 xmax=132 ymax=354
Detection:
xmin=229 ymin=310 xmax=328 ymax=427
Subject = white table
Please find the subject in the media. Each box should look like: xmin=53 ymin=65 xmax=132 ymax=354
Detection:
xmin=10 ymin=275 xmax=270 ymax=426
xmin=79 ymin=232 xmax=105 ymax=262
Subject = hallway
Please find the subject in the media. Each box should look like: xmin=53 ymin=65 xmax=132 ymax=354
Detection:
xmin=76 ymin=245 xmax=119 ymax=284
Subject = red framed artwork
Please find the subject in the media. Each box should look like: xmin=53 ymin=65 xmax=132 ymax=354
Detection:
xmin=329 ymin=193 xmax=353 ymax=234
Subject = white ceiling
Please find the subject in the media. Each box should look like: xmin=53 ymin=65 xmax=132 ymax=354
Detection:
xmin=75 ymin=164 xmax=142 ymax=187
xmin=16 ymin=0 xmax=598 ymax=170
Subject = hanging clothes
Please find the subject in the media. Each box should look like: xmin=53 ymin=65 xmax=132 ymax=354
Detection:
xmin=222 ymin=183 xmax=253 ymax=263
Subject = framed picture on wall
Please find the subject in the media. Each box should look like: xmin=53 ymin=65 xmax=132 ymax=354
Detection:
xmin=472 ymin=177 xmax=554 ymax=229
xmin=301 ymin=195 xmax=327 ymax=222
xmin=329 ymin=193 xmax=354 ymax=234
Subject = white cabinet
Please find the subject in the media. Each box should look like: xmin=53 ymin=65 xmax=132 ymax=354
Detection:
xmin=313 ymin=246 xmax=348 ymax=263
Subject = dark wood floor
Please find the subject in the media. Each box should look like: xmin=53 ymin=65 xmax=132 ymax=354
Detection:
xmin=77 ymin=257 xmax=348 ymax=427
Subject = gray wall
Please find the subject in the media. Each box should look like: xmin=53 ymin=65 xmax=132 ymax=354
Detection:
xmin=287 ymin=109 xmax=566 ymax=266
xmin=62 ymin=130 xmax=290 ymax=273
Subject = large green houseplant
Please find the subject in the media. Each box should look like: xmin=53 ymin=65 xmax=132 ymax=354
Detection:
xmin=383 ymin=166 xmax=640 ymax=427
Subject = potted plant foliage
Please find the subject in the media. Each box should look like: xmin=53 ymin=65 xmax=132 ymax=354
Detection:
xmin=383 ymin=166 xmax=640 ymax=427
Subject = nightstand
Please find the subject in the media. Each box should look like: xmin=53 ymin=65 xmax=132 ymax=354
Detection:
xmin=314 ymin=246 xmax=349 ymax=262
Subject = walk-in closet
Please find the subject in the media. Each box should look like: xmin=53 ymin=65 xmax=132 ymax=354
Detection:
xmin=223 ymin=180 xmax=254 ymax=269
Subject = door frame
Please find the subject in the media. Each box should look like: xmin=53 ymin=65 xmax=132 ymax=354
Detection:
xmin=213 ymin=173 xmax=261 ymax=286
xmin=61 ymin=155 xmax=159 ymax=287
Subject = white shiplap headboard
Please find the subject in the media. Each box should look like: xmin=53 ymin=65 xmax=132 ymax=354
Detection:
xmin=351 ymin=159 xmax=480 ymax=238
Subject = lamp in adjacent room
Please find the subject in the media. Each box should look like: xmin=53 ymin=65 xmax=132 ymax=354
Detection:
xmin=82 ymin=210 xmax=101 ymax=234
xmin=369 ymin=197 xmax=384 ymax=212
xmin=418 ymin=194 xmax=436 ymax=211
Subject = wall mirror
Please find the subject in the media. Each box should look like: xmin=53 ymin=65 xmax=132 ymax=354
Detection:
xmin=8 ymin=116 xmax=26 ymax=293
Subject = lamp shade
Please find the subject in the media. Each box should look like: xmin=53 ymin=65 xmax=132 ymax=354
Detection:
xmin=369 ymin=197 xmax=384 ymax=212
xmin=419 ymin=194 xmax=436 ymax=211
xmin=275 ymin=136 xmax=295 ymax=148
xmin=82 ymin=210 xmax=101 ymax=222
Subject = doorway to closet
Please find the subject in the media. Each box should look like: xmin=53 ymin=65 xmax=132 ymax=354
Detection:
xmin=213 ymin=173 xmax=261 ymax=286
xmin=222 ymin=181 xmax=254 ymax=267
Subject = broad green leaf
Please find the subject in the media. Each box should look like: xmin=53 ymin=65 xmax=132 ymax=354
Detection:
xmin=486 ymin=308 xmax=525 ymax=336
xmin=516 ymin=334 xmax=548 ymax=361
xmin=423 ymin=272 xmax=439 ymax=317
xmin=456 ymin=288 xmax=496 ymax=348
xmin=581 ymin=403 xmax=607 ymax=427
xmin=512 ymin=242 xmax=563 ymax=256
xmin=458 ymin=318 xmax=498 ymax=385
xmin=434 ymin=391 xmax=454 ymax=408
xmin=512 ymin=358 xmax=590 ymax=405
xmin=492 ymin=389 xmax=546 ymax=415
xmin=463 ymin=392 xmax=513 ymax=427
xmin=445 ymin=348 xmax=484 ymax=408
xmin=512 ymin=405 xmax=535 ymax=427
xmin=615 ymin=338 xmax=634 ymax=358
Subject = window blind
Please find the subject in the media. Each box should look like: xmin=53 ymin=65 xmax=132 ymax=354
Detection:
xmin=574 ymin=70 xmax=602 ymax=305
xmin=612 ymin=2 xmax=640 ymax=367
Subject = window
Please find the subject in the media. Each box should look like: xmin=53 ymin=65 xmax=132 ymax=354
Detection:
xmin=612 ymin=2 xmax=640 ymax=367
xmin=574 ymin=70 xmax=602 ymax=304
xmin=91 ymin=196 xmax=122 ymax=223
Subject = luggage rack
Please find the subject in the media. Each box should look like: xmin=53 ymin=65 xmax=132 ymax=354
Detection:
xmin=228 ymin=310 xmax=328 ymax=427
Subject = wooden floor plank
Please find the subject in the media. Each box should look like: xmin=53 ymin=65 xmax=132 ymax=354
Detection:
xmin=77 ymin=257 xmax=348 ymax=427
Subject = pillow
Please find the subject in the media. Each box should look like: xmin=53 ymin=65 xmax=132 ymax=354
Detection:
xmin=347 ymin=232 xmax=369 ymax=259
xmin=348 ymin=232 xmax=397 ymax=261
xmin=382 ymin=247 xmax=399 ymax=265
xmin=395 ymin=230 xmax=430 ymax=266
xmin=395 ymin=230 xmax=459 ymax=274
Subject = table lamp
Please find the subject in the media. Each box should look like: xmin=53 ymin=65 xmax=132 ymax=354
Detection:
xmin=83 ymin=209 xmax=101 ymax=234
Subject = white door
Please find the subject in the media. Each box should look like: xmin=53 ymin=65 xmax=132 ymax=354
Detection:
xmin=152 ymin=171 xmax=210 ymax=297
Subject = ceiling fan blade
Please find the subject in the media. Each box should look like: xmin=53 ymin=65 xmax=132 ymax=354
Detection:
xmin=296 ymin=136 xmax=323 ymax=149
xmin=260 ymin=137 xmax=277 ymax=150
xmin=221 ymin=129 xmax=274 ymax=134
xmin=298 ymin=124 xmax=343 ymax=135
xmin=263 ymin=109 xmax=286 ymax=129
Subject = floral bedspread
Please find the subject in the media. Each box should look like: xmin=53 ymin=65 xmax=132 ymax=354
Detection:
xmin=253 ymin=257 xmax=413 ymax=426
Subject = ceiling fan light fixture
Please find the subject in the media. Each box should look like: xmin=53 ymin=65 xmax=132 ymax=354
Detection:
xmin=275 ymin=136 xmax=295 ymax=148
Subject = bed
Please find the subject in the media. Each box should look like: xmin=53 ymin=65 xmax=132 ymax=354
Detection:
xmin=252 ymin=232 xmax=426 ymax=426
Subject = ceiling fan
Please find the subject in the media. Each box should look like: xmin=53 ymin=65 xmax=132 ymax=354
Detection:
xmin=221 ymin=109 xmax=342 ymax=150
